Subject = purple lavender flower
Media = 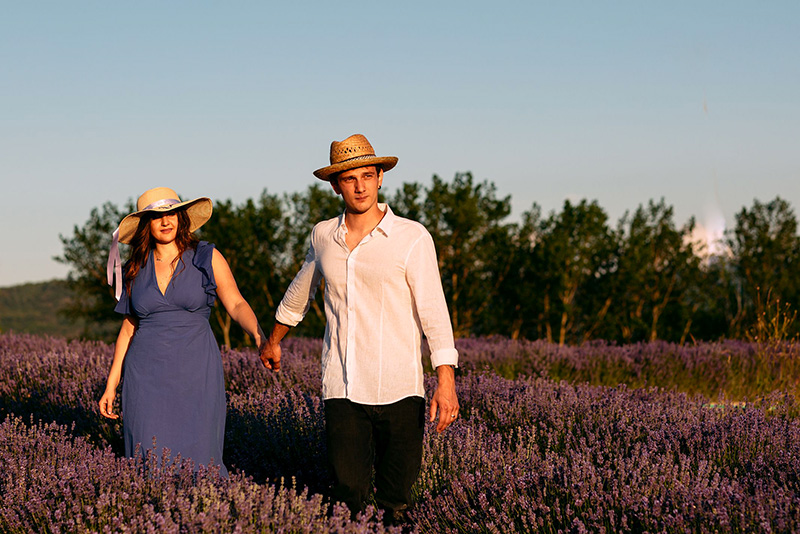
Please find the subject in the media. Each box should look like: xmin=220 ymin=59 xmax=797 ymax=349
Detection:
xmin=2 ymin=332 xmax=800 ymax=532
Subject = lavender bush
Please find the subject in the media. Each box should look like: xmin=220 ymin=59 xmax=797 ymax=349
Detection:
xmin=414 ymin=374 xmax=800 ymax=532
xmin=0 ymin=417 xmax=394 ymax=533
xmin=1 ymin=331 xmax=799 ymax=533
xmin=454 ymin=337 xmax=800 ymax=401
xmin=0 ymin=333 xmax=121 ymax=449
xmin=224 ymin=389 xmax=330 ymax=491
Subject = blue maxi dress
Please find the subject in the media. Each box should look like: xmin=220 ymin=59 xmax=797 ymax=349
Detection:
xmin=115 ymin=241 xmax=227 ymax=476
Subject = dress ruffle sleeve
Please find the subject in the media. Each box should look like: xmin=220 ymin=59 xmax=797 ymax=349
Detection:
xmin=193 ymin=241 xmax=217 ymax=307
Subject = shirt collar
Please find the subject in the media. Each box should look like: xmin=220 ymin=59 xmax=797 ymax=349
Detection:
xmin=336 ymin=203 xmax=396 ymax=238
xmin=374 ymin=203 xmax=395 ymax=237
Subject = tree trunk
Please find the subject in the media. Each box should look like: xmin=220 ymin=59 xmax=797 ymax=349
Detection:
xmin=544 ymin=294 xmax=553 ymax=343
xmin=215 ymin=308 xmax=232 ymax=349
xmin=450 ymin=271 xmax=459 ymax=336
xmin=261 ymin=281 xmax=274 ymax=308
xmin=680 ymin=303 xmax=700 ymax=344
xmin=510 ymin=304 xmax=522 ymax=340
xmin=581 ymin=297 xmax=612 ymax=343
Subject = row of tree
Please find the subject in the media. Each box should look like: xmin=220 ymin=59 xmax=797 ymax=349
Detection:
xmin=58 ymin=173 xmax=800 ymax=346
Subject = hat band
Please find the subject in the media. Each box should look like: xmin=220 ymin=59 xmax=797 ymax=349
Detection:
xmin=336 ymin=154 xmax=378 ymax=164
xmin=142 ymin=198 xmax=180 ymax=211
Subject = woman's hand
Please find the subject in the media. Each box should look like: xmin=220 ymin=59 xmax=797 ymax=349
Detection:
xmin=99 ymin=389 xmax=119 ymax=419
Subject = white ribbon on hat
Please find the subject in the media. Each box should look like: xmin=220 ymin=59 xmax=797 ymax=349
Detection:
xmin=107 ymin=227 xmax=123 ymax=301
xmin=105 ymin=198 xmax=180 ymax=301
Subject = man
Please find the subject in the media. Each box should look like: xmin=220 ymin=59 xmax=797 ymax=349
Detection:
xmin=260 ymin=134 xmax=459 ymax=523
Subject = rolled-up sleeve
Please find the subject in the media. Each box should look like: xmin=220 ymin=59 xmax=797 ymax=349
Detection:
xmin=405 ymin=232 xmax=459 ymax=369
xmin=275 ymin=234 xmax=323 ymax=327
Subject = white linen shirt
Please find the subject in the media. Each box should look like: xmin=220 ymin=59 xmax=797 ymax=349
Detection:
xmin=275 ymin=204 xmax=459 ymax=405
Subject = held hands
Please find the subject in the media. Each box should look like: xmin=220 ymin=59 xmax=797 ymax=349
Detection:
xmin=260 ymin=341 xmax=281 ymax=372
xmin=260 ymin=323 xmax=289 ymax=372
xmin=429 ymin=365 xmax=459 ymax=433
xmin=98 ymin=389 xmax=119 ymax=420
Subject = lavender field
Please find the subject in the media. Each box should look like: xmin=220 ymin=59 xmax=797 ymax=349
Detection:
xmin=2 ymin=332 xmax=800 ymax=533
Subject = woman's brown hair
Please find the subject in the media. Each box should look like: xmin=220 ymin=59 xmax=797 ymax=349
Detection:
xmin=123 ymin=208 xmax=199 ymax=296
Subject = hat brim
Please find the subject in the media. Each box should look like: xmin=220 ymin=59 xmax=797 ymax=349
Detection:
xmin=313 ymin=156 xmax=398 ymax=181
xmin=117 ymin=197 xmax=213 ymax=244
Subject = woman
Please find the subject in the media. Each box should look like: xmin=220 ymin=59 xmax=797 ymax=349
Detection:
xmin=99 ymin=187 xmax=264 ymax=476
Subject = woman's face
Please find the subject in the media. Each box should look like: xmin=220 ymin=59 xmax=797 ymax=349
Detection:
xmin=149 ymin=212 xmax=179 ymax=245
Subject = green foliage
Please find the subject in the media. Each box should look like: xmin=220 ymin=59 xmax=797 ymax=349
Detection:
xmin=197 ymin=191 xmax=286 ymax=347
xmin=535 ymin=199 xmax=618 ymax=345
xmin=499 ymin=199 xmax=619 ymax=345
xmin=746 ymin=288 xmax=798 ymax=345
xmin=0 ymin=281 xmax=85 ymax=338
xmin=197 ymin=186 xmax=343 ymax=345
xmin=56 ymin=201 xmax=133 ymax=341
xmin=50 ymin=175 xmax=800 ymax=347
xmin=612 ymin=199 xmax=703 ymax=343
xmin=727 ymin=197 xmax=800 ymax=339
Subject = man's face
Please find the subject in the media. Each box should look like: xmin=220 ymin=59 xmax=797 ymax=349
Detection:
xmin=331 ymin=165 xmax=383 ymax=215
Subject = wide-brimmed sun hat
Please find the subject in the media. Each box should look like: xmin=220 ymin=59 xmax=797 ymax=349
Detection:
xmin=106 ymin=187 xmax=213 ymax=300
xmin=117 ymin=187 xmax=212 ymax=244
xmin=313 ymin=134 xmax=398 ymax=181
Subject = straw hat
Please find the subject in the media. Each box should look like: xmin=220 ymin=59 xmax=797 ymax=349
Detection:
xmin=106 ymin=187 xmax=212 ymax=300
xmin=313 ymin=134 xmax=398 ymax=181
xmin=117 ymin=187 xmax=212 ymax=244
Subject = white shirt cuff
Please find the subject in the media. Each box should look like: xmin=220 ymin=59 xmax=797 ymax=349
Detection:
xmin=430 ymin=348 xmax=459 ymax=369
xmin=275 ymin=306 xmax=303 ymax=328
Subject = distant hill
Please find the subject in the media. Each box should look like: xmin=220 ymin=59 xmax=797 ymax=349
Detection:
xmin=0 ymin=280 xmax=87 ymax=339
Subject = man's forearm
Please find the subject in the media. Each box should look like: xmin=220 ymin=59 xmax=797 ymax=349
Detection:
xmin=436 ymin=364 xmax=456 ymax=387
xmin=268 ymin=321 xmax=291 ymax=346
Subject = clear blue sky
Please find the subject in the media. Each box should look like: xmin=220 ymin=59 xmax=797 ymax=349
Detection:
xmin=2 ymin=1 xmax=798 ymax=286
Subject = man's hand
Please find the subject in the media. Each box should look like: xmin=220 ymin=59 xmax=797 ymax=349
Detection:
xmin=429 ymin=364 xmax=459 ymax=433
xmin=260 ymin=341 xmax=282 ymax=372
xmin=259 ymin=322 xmax=290 ymax=372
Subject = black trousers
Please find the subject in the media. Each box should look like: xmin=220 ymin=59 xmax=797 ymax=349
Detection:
xmin=324 ymin=396 xmax=425 ymax=515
